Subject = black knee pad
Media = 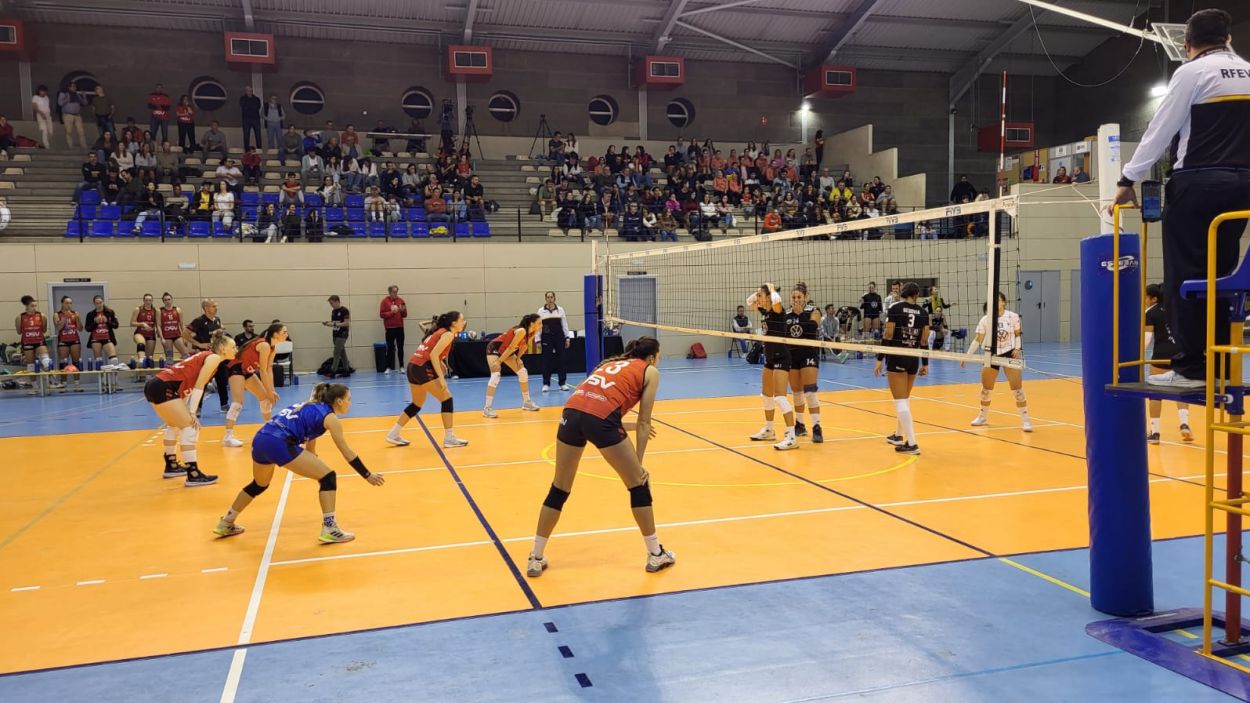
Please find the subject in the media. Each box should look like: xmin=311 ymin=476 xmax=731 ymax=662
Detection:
xmin=543 ymin=484 xmax=570 ymax=511
xmin=629 ymin=480 xmax=653 ymax=508
xmin=136 ymin=342 xmax=146 ymax=353
xmin=403 ymin=402 xmax=421 ymax=418
xmin=441 ymin=397 xmax=454 ymax=413
xmin=243 ymin=480 xmax=268 ymax=497
xmin=804 ymin=383 xmax=819 ymax=393
xmin=318 ymin=471 xmax=337 ymax=492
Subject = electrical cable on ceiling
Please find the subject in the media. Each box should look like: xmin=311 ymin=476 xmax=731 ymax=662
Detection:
xmin=1029 ymin=0 xmax=1146 ymax=88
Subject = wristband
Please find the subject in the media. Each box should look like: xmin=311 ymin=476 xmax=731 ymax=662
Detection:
xmin=876 ymin=353 xmax=885 ymax=361
xmin=348 ymin=456 xmax=371 ymax=479
xmin=1116 ymin=177 xmax=1135 ymax=188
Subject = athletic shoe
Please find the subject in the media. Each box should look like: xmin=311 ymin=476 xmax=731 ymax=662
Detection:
xmin=835 ymin=351 xmax=851 ymax=364
xmin=184 ymin=470 xmax=218 ymax=488
xmin=383 ymin=368 xmax=393 ymax=375
xmin=560 ymin=384 xmax=573 ymax=391
xmin=443 ymin=436 xmax=469 ymax=448
xmin=526 ymin=555 xmax=548 ymax=578
xmin=542 ymin=385 xmax=550 ymax=393
xmin=521 ymin=400 xmax=541 ymax=412
xmin=970 ymin=413 xmax=989 ymax=427
xmin=646 ymin=547 xmax=676 ymax=573
xmin=1022 ymin=419 xmax=1034 ymax=433
xmin=812 ymin=424 xmax=824 ymax=443
xmin=885 ymin=434 xmax=905 ymax=446
xmin=482 ymin=407 xmax=499 ymax=418
xmin=773 ymin=435 xmax=799 ymax=451
xmin=895 ymin=443 xmax=920 ymax=455
xmin=162 ymin=462 xmax=188 ymax=479
xmin=750 ymin=427 xmax=776 ymax=441
xmin=318 ymin=524 xmax=356 ymax=544
xmin=1147 ymin=370 xmax=1205 ymax=388
xmin=384 ymin=433 xmax=410 ymax=447
xmin=1147 ymin=432 xmax=1161 ymax=445
xmin=222 ymin=435 xmax=244 ymax=448
xmin=1180 ymin=424 xmax=1195 ymax=442
xmin=213 ymin=519 xmax=245 ymax=538
xmin=794 ymin=420 xmax=807 ymax=437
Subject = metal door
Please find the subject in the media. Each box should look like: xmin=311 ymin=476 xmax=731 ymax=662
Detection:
xmin=616 ymin=275 xmax=658 ymax=344
xmin=46 ymin=281 xmax=108 ymax=366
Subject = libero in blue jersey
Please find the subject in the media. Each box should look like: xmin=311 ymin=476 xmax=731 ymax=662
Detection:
xmin=213 ymin=383 xmax=386 ymax=544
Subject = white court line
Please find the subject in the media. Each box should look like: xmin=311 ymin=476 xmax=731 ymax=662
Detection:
xmin=75 ymin=579 xmax=104 ymax=586
xmin=10 ymin=585 xmax=40 ymax=592
xmin=219 ymin=470 xmax=293 ymax=703
xmin=269 ymin=539 xmax=495 ymax=567
xmin=139 ymin=573 xmax=168 ymax=580
xmin=202 ymin=567 xmax=229 ymax=574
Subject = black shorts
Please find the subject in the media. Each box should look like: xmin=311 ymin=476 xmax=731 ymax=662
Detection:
xmin=557 ymin=407 xmax=628 ymax=449
xmin=407 ymin=361 xmax=438 ymax=385
xmin=885 ymin=354 xmax=920 ymax=375
xmin=763 ymin=343 xmax=791 ymax=371
xmin=20 ymin=343 xmax=43 ymax=352
xmin=57 ymin=340 xmax=78 ymax=349
xmin=144 ymin=377 xmax=182 ymax=404
xmin=789 ymin=345 xmax=819 ymax=370
xmin=485 ymin=341 xmax=503 ymax=357
xmin=226 ymin=363 xmax=254 ymax=379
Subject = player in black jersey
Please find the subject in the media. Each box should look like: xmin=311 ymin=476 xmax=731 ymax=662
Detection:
xmin=874 ymin=282 xmax=929 ymax=455
xmin=1144 ymin=284 xmax=1193 ymax=443
xmin=786 ymin=282 xmax=823 ymax=443
xmin=747 ymin=283 xmax=798 ymax=450
xmin=836 ymin=305 xmax=862 ymax=340
xmin=861 ymin=282 xmax=883 ymax=339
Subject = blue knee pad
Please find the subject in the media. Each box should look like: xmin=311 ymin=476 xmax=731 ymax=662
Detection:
xmin=629 ymin=480 xmax=653 ymax=508
xmin=318 ymin=471 xmax=337 ymax=492
xmin=543 ymin=484 xmax=570 ymax=511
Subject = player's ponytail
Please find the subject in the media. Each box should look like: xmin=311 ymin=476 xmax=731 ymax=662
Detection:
xmin=311 ymin=382 xmax=349 ymax=407
xmin=518 ymin=313 xmax=540 ymax=330
xmin=598 ymin=335 xmax=661 ymax=367
xmin=20 ymin=295 xmax=35 ymax=307
xmin=208 ymin=328 xmax=232 ymax=354
xmin=262 ymin=322 xmax=287 ymax=343
xmin=435 ymin=310 xmax=461 ymax=331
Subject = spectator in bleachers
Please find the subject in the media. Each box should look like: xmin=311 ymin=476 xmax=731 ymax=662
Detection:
xmin=341 ymin=124 xmax=360 ymax=160
xmin=380 ymin=161 xmax=402 ymax=190
xmin=358 ymin=157 xmax=379 ymax=191
xmin=236 ymin=86 xmax=260 ymax=152
xmin=1051 ymin=166 xmax=1072 ymax=184
xmin=200 ymin=121 xmax=228 ymax=161
xmin=189 ymin=181 xmax=213 ymax=220
xmin=58 ymin=81 xmax=88 ymax=149
xmin=697 ymin=193 xmax=717 ymax=235
xmin=601 ymin=191 xmax=620 ymax=230
xmin=278 ymin=203 xmax=300 ymax=242
xmin=465 ymin=174 xmax=484 ymax=213
xmin=301 ymin=128 xmax=320 ymax=154
xmin=0 ymin=116 xmax=14 ymax=160
xmin=90 ymin=85 xmax=116 ymax=138
xmin=449 ymin=189 xmax=467 ymax=221
xmin=321 ymin=120 xmax=339 ymax=146
xmin=320 ymin=135 xmax=342 ymax=161
xmin=241 ymin=147 xmax=262 ymax=186
xmin=382 ymin=174 xmax=404 ymax=202
xmin=1072 ymin=165 xmax=1090 ymax=183
xmin=368 ymin=119 xmax=394 ymax=157
xmin=212 ymin=180 xmax=235 ymax=230
xmin=301 ymin=149 xmax=324 ymax=185
xmin=716 ymin=195 xmax=735 ymax=232
xmin=858 ymin=184 xmax=875 ymax=208
xmin=31 ymin=85 xmax=53 ymax=147
xmin=110 ymin=143 xmax=134 ymax=175
xmin=365 ymin=185 xmax=385 ymax=222
xmin=663 ymin=145 xmax=682 ymax=176
xmin=877 ymin=185 xmax=898 ymax=214
xmin=565 ymin=133 xmax=580 ymax=159
xmin=73 ymin=152 xmax=105 ymax=203
xmin=318 ymin=175 xmax=343 ymax=208
xmin=779 ymin=192 xmax=800 ymax=229
xmin=257 ymin=94 xmax=282 ymax=151
xmin=215 ymin=158 xmax=243 ymax=196
xmin=257 ymin=202 xmax=279 ymax=243
xmin=304 ymin=205 xmax=324 ymax=241
xmin=404 ymin=118 xmax=426 ymax=154
xmin=135 ymin=142 xmax=157 ymax=173
xmin=146 ymin=83 xmax=171 ymax=144
xmin=425 ymin=187 xmax=447 ymax=222
xmin=156 ymin=141 xmax=179 ymax=184
xmin=280 ymin=171 xmax=302 ymax=207
xmin=172 ymin=94 xmax=196 ymax=154
xmin=575 ymin=192 xmax=599 ymax=233
xmin=118 ymin=169 xmax=144 ymax=209
xmin=278 ymin=125 xmax=302 ymax=165
xmin=536 ymin=178 xmax=556 ymax=216
xmin=950 ymin=174 xmax=977 ymax=203
xmin=130 ymin=181 xmax=164 ymax=234
xmin=762 ymin=208 xmax=782 ymax=233
xmin=620 ymin=202 xmax=646 ymax=241
xmin=642 ymin=208 xmax=658 ymax=239
xmin=99 ymin=171 xmax=122 ymax=206
xmin=547 ymin=131 xmax=564 ymax=162
xmin=556 ymin=192 xmax=580 ymax=236
xmin=385 ymin=195 xmax=402 ymax=223
xmin=657 ymin=208 xmax=678 ymax=242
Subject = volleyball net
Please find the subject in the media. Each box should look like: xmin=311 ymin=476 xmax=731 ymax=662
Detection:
xmin=595 ymin=195 xmax=1022 ymax=368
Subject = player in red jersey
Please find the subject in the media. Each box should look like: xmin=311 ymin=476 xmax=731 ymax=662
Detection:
xmin=385 ymin=311 xmax=470 ymax=449
xmin=482 ymin=313 xmax=542 ymax=418
xmin=54 ymin=295 xmax=84 ymax=390
xmin=143 ymin=329 xmax=237 ymax=486
xmin=86 ymin=294 xmax=122 ymax=369
xmin=525 ymin=336 xmax=675 ymax=577
xmin=157 ymin=292 xmax=191 ymax=362
xmin=15 ymin=295 xmax=51 ymax=373
xmin=130 ymin=293 xmax=158 ymax=368
xmin=221 ymin=322 xmax=288 ymax=448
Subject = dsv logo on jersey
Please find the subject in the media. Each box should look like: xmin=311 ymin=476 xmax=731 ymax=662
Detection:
xmin=1100 ymin=254 xmax=1139 ymax=273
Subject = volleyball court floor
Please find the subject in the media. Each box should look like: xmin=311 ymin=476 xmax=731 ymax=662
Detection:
xmin=0 ymin=343 xmax=1240 ymax=702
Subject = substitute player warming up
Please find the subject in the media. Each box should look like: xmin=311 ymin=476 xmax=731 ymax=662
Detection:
xmin=526 ymin=336 xmax=675 ymax=577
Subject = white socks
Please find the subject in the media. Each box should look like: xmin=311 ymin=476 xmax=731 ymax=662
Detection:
xmin=1179 ymin=407 xmax=1190 ymax=425
xmin=643 ymin=533 xmax=660 ymax=556
xmin=388 ymin=422 xmax=404 ymax=437
xmin=532 ymin=535 xmax=548 ymax=559
xmin=1150 ymin=418 xmax=1161 ymax=434
xmin=484 ymin=396 xmax=494 ymax=409
xmin=322 ymin=512 xmax=336 ymax=527
xmin=896 ymin=399 xmax=915 ymax=445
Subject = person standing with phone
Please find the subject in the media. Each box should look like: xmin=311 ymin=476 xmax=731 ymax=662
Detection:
xmin=324 ymin=295 xmax=351 ymax=378
xmin=379 ymin=285 xmax=407 ymax=374
xmin=1110 ymin=9 xmax=1250 ymax=388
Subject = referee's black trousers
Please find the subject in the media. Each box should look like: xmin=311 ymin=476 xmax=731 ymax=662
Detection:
xmin=541 ymin=335 xmax=567 ymax=386
xmin=384 ymin=327 xmax=405 ymax=371
xmin=1162 ymin=169 xmax=1250 ymax=380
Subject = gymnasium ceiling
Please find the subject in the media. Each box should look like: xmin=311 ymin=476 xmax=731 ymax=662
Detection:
xmin=10 ymin=0 xmax=1164 ymax=102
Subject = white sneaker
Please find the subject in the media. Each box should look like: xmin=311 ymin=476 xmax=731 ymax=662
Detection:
xmin=521 ymin=400 xmax=541 ymax=412
xmin=970 ymin=413 xmax=988 ymax=427
xmin=222 ymin=435 xmax=244 ymax=448
xmin=646 ymin=547 xmax=676 ymax=573
xmin=526 ymin=555 xmax=548 ymax=578
xmin=384 ymin=433 xmax=410 ymax=447
xmin=1147 ymin=370 xmax=1205 ymax=388
xmin=773 ymin=435 xmax=799 ymax=451
xmin=318 ymin=524 xmax=356 ymax=544
xmin=1022 ymin=419 xmax=1034 ymax=433
xmin=482 ymin=407 xmax=498 ymax=418
xmin=750 ymin=427 xmax=776 ymax=441
xmin=383 ymin=368 xmax=393 ymax=375
xmin=542 ymin=385 xmax=550 ymax=393
xmin=443 ymin=435 xmax=469 ymax=448
xmin=560 ymin=384 xmax=574 ymax=391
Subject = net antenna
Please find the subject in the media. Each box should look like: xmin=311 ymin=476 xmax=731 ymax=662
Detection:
xmin=1016 ymin=0 xmax=1188 ymax=62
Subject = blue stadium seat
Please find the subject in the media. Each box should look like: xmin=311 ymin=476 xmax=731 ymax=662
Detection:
xmin=304 ymin=193 xmax=323 ymax=207
xmin=65 ymin=220 xmax=87 ymax=238
xmin=75 ymin=205 xmax=96 ymax=220
xmin=98 ymin=204 xmax=122 ymax=221
xmin=454 ymin=222 xmax=470 ymax=238
xmin=471 ymin=221 xmax=491 ymax=238
xmin=261 ymin=192 xmax=279 ymax=206
xmin=240 ymin=192 xmax=260 ymax=207
xmin=348 ymin=223 xmax=366 ymax=238
xmin=114 ymin=222 xmax=135 ymax=238
xmin=407 ymin=208 xmax=426 ymax=222
xmin=389 ymin=222 xmax=410 ymax=239
xmin=212 ymin=221 xmax=235 ymax=238
xmin=346 ymin=208 xmax=365 ymax=222
xmin=325 ymin=208 xmax=344 ymax=224
xmin=80 ymin=191 xmax=102 ymax=206
xmin=412 ymin=222 xmax=429 ymax=238
xmin=367 ymin=222 xmax=388 ymax=238
xmin=241 ymin=207 xmax=258 ymax=222
xmin=345 ymin=194 xmax=365 ymax=209
xmin=140 ymin=220 xmax=164 ymax=238
xmin=188 ymin=221 xmax=211 ymax=238
xmin=90 ymin=221 xmax=114 ymax=238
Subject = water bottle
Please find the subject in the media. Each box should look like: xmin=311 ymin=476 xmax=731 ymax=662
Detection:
xmin=292 ymin=372 xmax=300 ymax=385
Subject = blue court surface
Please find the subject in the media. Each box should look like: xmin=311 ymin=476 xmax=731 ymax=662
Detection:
xmin=0 ymin=343 xmax=1238 ymax=701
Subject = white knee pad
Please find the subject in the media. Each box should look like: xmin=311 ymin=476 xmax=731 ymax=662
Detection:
xmin=226 ymin=402 xmax=243 ymax=423
xmin=487 ymin=371 xmax=502 ymax=389
xmin=180 ymin=425 xmax=199 ymax=446
xmin=774 ymin=395 xmax=793 ymax=415
xmin=1014 ymin=389 xmax=1027 ymax=404
xmin=164 ymin=426 xmax=178 ymax=442
xmin=516 ymin=368 xmax=529 ymax=384
xmin=980 ymin=388 xmax=993 ymax=403
xmin=805 ymin=391 xmax=820 ymax=409
xmin=38 ymin=353 xmax=53 ymax=371
xmin=761 ymin=394 xmax=776 ymax=411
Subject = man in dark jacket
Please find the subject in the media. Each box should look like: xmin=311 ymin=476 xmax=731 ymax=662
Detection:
xmin=950 ymin=174 xmax=977 ymax=204
xmin=239 ymin=86 xmax=262 ymax=151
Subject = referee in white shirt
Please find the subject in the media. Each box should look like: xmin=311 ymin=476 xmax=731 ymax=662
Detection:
xmin=1111 ymin=9 xmax=1250 ymax=387
xmin=538 ymin=291 xmax=574 ymax=392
